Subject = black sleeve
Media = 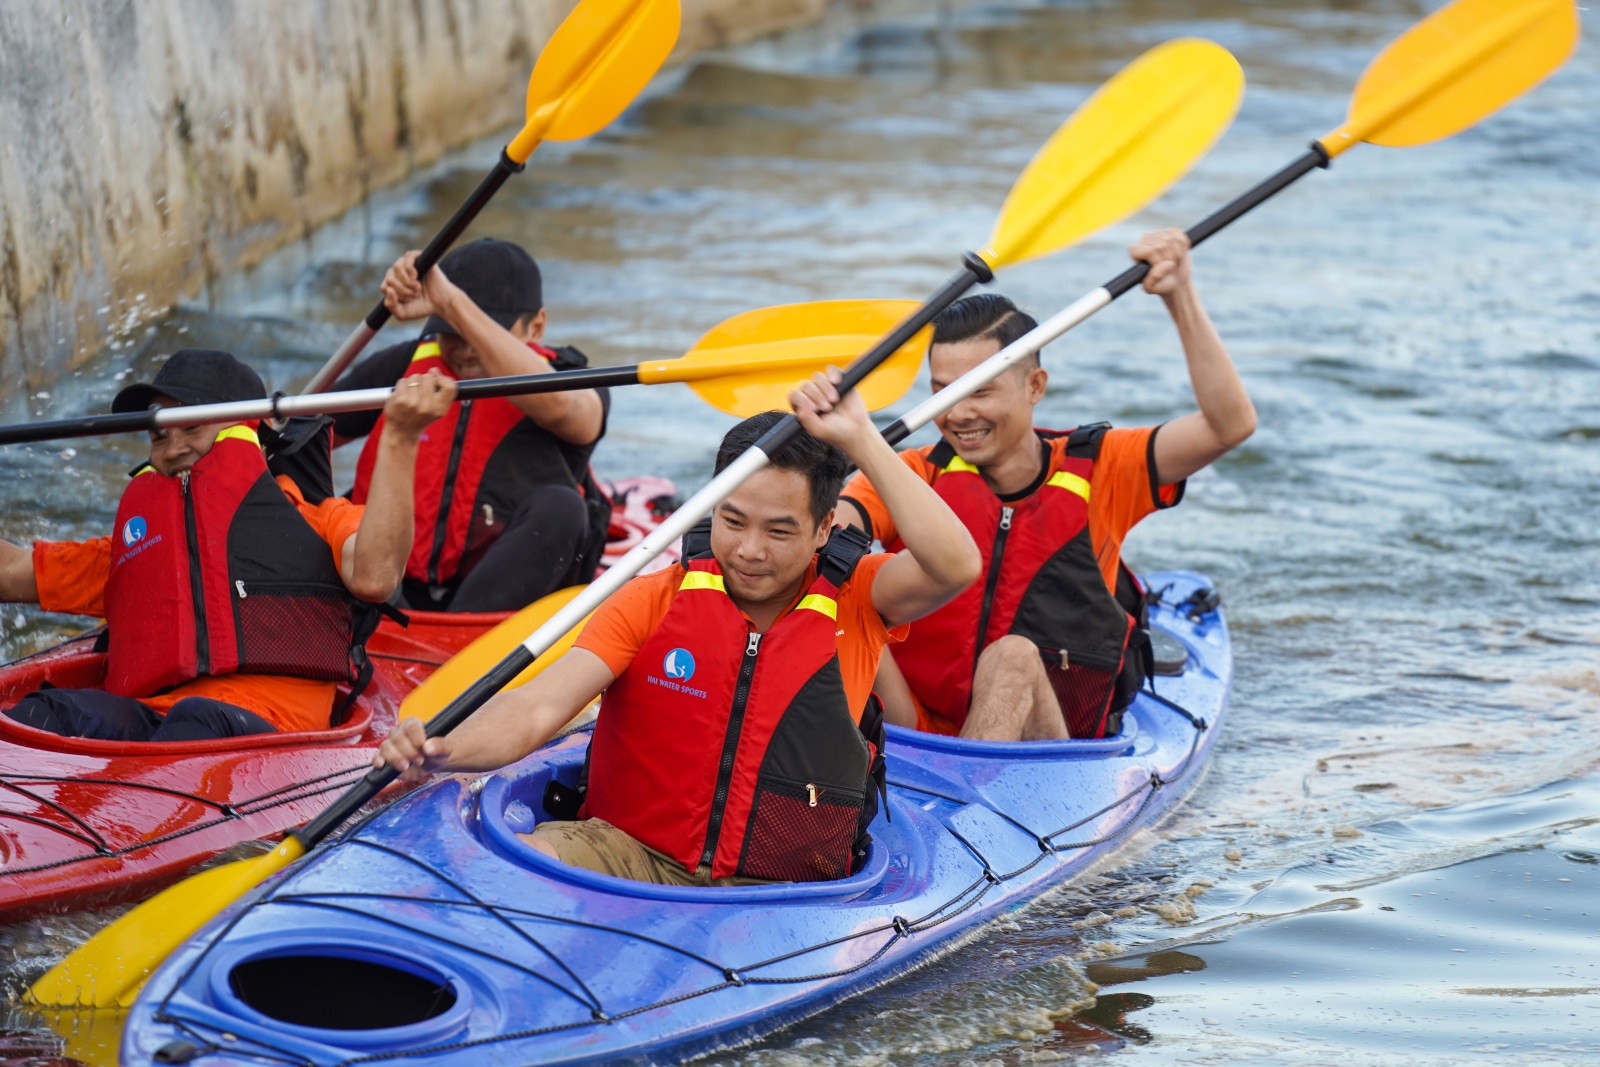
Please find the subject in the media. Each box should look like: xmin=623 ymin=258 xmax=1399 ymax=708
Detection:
xmin=329 ymin=343 xmax=415 ymax=441
xmin=1147 ymin=423 xmax=1186 ymax=510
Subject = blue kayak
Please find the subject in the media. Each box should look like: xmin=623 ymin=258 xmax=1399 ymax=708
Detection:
xmin=122 ymin=570 xmax=1230 ymax=1067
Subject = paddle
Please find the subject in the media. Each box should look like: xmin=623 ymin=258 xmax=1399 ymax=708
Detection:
xmin=26 ymin=36 xmax=1243 ymax=1010
xmin=878 ymin=0 xmax=1580 ymax=450
xmin=0 ymin=300 xmax=931 ymax=446
xmin=297 ymin=0 xmax=681 ymax=396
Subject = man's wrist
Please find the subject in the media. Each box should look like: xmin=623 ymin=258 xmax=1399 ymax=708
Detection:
xmin=379 ymin=423 xmax=425 ymax=449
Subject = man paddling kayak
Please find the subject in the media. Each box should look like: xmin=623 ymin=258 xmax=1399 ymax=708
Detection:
xmin=0 ymin=349 xmax=455 ymax=742
xmin=840 ymin=229 xmax=1256 ymax=741
xmin=377 ymin=372 xmax=980 ymax=885
xmin=333 ymin=239 xmax=612 ymax=613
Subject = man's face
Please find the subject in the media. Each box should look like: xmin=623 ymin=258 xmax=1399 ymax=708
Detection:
xmin=929 ymin=336 xmax=1048 ymax=468
xmin=436 ymin=309 xmax=547 ymax=379
xmin=146 ymin=398 xmax=226 ymax=476
xmin=710 ymin=467 xmax=832 ymax=605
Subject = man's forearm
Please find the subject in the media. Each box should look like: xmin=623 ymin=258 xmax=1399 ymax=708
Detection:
xmin=347 ymin=428 xmax=417 ymax=600
xmin=440 ymin=292 xmax=603 ymax=442
xmin=0 ymin=541 xmax=38 ymax=603
xmin=850 ymin=435 xmax=976 ymax=588
xmin=1166 ymin=283 xmax=1255 ymax=448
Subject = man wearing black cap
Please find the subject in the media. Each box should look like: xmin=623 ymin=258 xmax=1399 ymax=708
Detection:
xmin=0 ymin=349 xmax=456 ymax=742
xmin=331 ymin=238 xmax=610 ymax=613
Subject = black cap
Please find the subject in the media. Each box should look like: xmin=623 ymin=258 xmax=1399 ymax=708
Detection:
xmin=112 ymin=349 xmax=267 ymax=413
xmin=422 ymin=238 xmax=543 ymax=340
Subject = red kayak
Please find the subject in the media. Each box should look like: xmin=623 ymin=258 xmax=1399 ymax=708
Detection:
xmin=0 ymin=476 xmax=678 ymax=921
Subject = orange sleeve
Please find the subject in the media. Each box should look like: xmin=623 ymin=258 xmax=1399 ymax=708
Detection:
xmin=835 ymin=552 xmax=908 ymax=722
xmin=572 ymin=566 xmax=681 ymax=679
xmin=838 ymin=446 xmax=937 ymax=546
xmin=277 ymin=475 xmax=366 ymax=574
xmin=33 ymin=538 xmax=112 ymax=617
xmin=1086 ymin=426 xmax=1183 ymax=590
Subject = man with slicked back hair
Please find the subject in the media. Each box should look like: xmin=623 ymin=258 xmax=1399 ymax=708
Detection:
xmin=838 ymin=228 xmax=1256 ymax=742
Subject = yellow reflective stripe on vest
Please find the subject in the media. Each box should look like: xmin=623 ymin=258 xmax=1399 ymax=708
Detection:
xmin=411 ymin=341 xmax=442 ymax=363
xmin=796 ymin=594 xmax=837 ymax=620
xmin=216 ymin=425 xmax=261 ymax=446
xmin=1046 ymin=469 xmax=1091 ymax=501
xmin=942 ymin=453 xmax=981 ymax=475
xmin=679 ymin=570 xmax=727 ymax=593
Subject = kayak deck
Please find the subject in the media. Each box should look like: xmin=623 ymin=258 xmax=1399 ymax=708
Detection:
xmin=122 ymin=571 xmax=1230 ymax=1067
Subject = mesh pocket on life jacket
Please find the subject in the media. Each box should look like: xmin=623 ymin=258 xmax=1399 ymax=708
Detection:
xmin=1042 ymin=656 xmax=1117 ymax=738
xmin=737 ymin=775 xmax=862 ymax=883
xmin=235 ymin=582 xmax=355 ymax=682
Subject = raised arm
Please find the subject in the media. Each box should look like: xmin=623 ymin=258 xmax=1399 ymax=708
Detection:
xmin=339 ymin=369 xmax=457 ymax=601
xmin=791 ymin=369 xmax=981 ymax=627
xmin=375 ymin=646 xmax=615 ymax=779
xmin=1133 ymin=228 xmax=1257 ymax=485
xmin=381 ymin=250 xmax=604 ymax=445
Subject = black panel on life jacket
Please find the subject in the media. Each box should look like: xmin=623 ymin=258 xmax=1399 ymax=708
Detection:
xmin=754 ymin=657 xmax=872 ymax=793
xmin=262 ymin=416 xmax=337 ymax=505
xmin=1009 ymin=526 xmax=1130 ymax=674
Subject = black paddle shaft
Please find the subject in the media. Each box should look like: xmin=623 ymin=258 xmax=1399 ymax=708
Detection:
xmin=753 ymin=253 xmax=995 ymax=459
xmin=1104 ymin=143 xmax=1331 ymax=298
xmin=291 ymin=644 xmax=537 ymax=851
xmin=359 ymin=149 xmax=528 ymax=333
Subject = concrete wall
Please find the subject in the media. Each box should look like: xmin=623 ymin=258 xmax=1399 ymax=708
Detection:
xmin=0 ymin=0 xmax=831 ymax=393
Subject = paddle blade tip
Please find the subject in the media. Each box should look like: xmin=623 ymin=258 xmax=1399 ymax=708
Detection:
xmin=522 ymin=0 xmax=682 ymax=147
xmin=985 ymin=37 xmax=1244 ymax=269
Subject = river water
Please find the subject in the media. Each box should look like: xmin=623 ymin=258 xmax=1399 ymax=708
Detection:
xmin=1 ymin=0 xmax=1598 ymax=1064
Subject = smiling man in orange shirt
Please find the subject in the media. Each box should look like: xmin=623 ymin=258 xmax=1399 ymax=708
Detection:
xmin=839 ymin=229 xmax=1257 ymax=742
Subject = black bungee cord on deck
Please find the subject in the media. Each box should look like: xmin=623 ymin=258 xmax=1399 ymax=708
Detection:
xmin=147 ymin=692 xmax=1209 ymax=1067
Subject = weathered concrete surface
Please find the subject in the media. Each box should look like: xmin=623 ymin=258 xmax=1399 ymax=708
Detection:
xmin=0 ymin=0 xmax=831 ymax=394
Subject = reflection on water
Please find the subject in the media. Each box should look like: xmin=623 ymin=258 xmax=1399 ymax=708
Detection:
xmin=0 ymin=0 xmax=1596 ymax=1063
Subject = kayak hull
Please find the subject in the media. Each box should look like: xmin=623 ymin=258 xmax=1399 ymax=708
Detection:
xmin=0 ymin=611 xmax=507 ymax=921
xmin=122 ymin=571 xmax=1229 ymax=1067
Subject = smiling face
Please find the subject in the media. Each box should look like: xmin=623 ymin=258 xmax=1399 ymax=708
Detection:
xmin=710 ymin=467 xmax=833 ymax=609
xmin=929 ymin=336 xmax=1048 ymax=468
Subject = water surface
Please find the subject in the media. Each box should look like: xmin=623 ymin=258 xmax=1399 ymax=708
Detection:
xmin=1 ymin=0 xmax=1598 ymax=1063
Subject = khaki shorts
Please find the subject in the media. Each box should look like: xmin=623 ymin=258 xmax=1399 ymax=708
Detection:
xmin=520 ymin=818 xmax=775 ymax=887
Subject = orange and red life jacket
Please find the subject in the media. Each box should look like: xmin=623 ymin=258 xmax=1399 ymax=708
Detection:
xmin=105 ymin=427 xmax=368 ymax=700
xmin=581 ymin=533 xmax=874 ymax=882
xmin=887 ymin=427 xmax=1143 ymax=738
xmin=350 ymin=340 xmax=590 ymax=587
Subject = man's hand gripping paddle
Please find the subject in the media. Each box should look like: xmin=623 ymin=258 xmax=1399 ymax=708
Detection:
xmin=297 ymin=0 xmax=681 ymax=396
xmin=25 ymin=37 xmax=1243 ymax=1011
xmin=879 ymin=0 xmax=1581 ymax=452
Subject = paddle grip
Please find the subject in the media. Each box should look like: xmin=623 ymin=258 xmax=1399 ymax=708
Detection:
xmin=292 ymin=644 xmax=537 ymax=851
xmin=752 ymin=255 xmax=992 ymax=457
xmin=1103 ymin=144 xmax=1331 ymax=299
xmin=455 ymin=365 xmax=643 ymax=400
xmin=359 ymin=149 xmax=529 ymax=333
xmin=0 ymin=409 xmax=156 ymax=446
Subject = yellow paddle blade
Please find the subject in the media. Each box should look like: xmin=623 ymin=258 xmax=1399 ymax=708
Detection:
xmin=1322 ymin=0 xmax=1578 ymax=158
xmin=983 ymin=38 xmax=1244 ymax=269
xmin=27 ymin=836 xmax=307 ymax=1010
xmin=37 ymin=1008 xmax=125 ymax=1067
xmin=644 ymin=300 xmax=928 ymax=418
xmin=400 ymin=586 xmax=593 ymax=724
xmin=509 ymin=0 xmax=681 ymax=160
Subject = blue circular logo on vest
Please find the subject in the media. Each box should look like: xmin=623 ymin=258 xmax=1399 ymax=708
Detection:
xmin=122 ymin=517 xmax=147 ymax=547
xmin=663 ymin=648 xmax=695 ymax=681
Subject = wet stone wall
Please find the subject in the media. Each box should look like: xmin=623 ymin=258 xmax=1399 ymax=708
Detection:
xmin=0 ymin=0 xmax=831 ymax=400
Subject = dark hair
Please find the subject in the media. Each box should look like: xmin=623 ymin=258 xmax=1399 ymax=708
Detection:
xmin=931 ymin=294 xmax=1040 ymax=368
xmin=714 ymin=411 xmax=848 ymax=528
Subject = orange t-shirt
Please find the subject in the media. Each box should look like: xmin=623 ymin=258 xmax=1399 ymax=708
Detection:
xmin=840 ymin=426 xmax=1182 ymax=594
xmin=575 ymin=554 xmax=907 ymax=724
xmin=30 ymin=475 xmax=367 ymax=733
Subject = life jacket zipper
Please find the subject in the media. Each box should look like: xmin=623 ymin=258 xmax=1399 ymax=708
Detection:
xmin=971 ymin=505 xmax=1013 ymax=681
xmin=702 ymin=630 xmax=762 ymax=868
xmin=426 ymin=398 xmax=473 ymax=585
xmin=181 ymin=471 xmax=210 ymax=675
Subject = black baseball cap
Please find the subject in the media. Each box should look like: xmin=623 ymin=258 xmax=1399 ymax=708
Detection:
xmin=111 ymin=349 xmax=267 ymax=413
xmin=422 ymin=238 xmax=544 ymax=340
